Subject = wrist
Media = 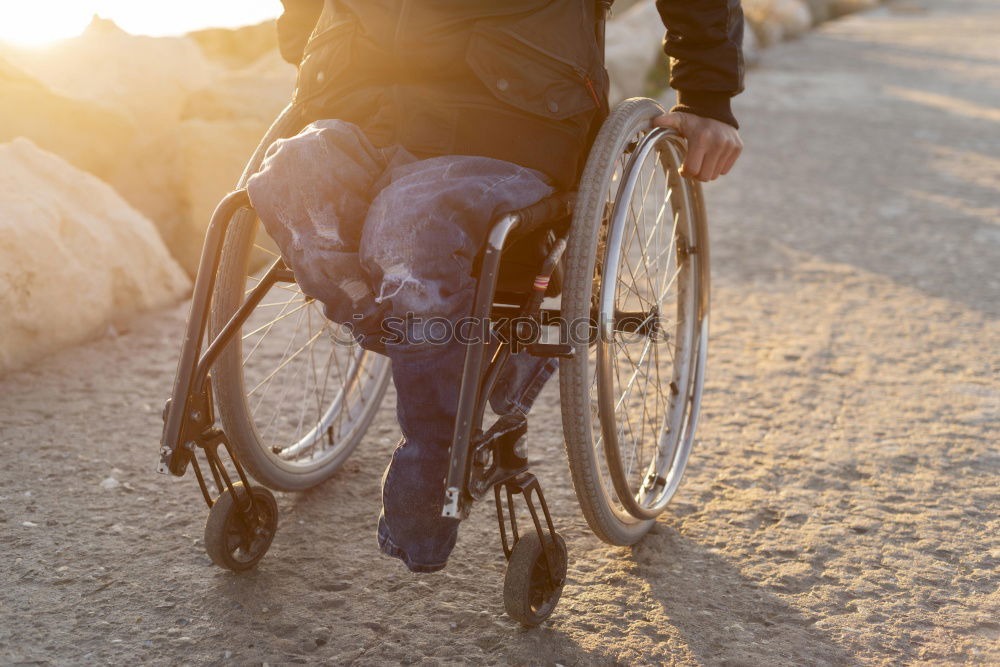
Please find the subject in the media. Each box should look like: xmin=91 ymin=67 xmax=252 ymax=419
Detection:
xmin=672 ymin=90 xmax=739 ymax=129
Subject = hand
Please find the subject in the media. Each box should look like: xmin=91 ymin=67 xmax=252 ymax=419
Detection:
xmin=651 ymin=111 xmax=743 ymax=182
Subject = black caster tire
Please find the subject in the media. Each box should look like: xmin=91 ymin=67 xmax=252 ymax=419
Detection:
xmin=204 ymin=482 xmax=278 ymax=571
xmin=503 ymin=532 xmax=568 ymax=627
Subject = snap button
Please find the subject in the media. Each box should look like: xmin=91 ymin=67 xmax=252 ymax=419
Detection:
xmin=496 ymin=78 xmax=509 ymax=91
xmin=316 ymin=71 xmax=325 ymax=83
xmin=547 ymin=100 xmax=559 ymax=114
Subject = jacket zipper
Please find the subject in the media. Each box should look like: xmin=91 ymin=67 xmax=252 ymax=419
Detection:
xmin=572 ymin=63 xmax=603 ymax=110
xmin=583 ymin=73 xmax=602 ymax=109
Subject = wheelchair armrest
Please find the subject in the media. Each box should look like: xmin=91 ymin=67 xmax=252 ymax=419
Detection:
xmin=513 ymin=192 xmax=574 ymax=239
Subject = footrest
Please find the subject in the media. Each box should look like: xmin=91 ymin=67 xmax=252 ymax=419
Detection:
xmin=469 ymin=414 xmax=529 ymax=500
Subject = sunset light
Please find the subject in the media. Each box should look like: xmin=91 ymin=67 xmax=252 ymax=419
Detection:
xmin=0 ymin=1 xmax=282 ymax=46
xmin=2 ymin=0 xmax=999 ymax=660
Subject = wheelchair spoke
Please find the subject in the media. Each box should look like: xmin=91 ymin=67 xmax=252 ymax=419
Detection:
xmin=253 ymin=243 xmax=280 ymax=258
xmin=613 ymin=337 xmax=653 ymax=417
xmin=254 ymin=296 xmax=306 ymax=309
xmin=247 ymin=312 xmax=316 ymax=399
xmin=244 ymin=278 xmax=302 ymax=297
xmin=657 ymin=264 xmax=684 ymax=304
xmin=295 ymin=306 xmax=321 ymax=440
xmin=250 ymin=308 xmax=311 ymax=432
xmin=242 ymin=300 xmax=312 ymax=341
xmin=612 ymin=352 xmax=642 ymax=480
xmin=259 ymin=339 xmax=310 ymax=444
xmin=639 ymin=197 xmax=671 ymax=275
xmin=312 ymin=319 xmax=337 ymax=443
xmin=241 ymin=294 xmax=304 ymax=365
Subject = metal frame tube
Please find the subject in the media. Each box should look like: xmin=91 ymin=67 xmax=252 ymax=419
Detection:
xmin=192 ymin=259 xmax=293 ymax=390
xmin=159 ymin=189 xmax=251 ymax=476
xmin=442 ymin=213 xmax=521 ymax=518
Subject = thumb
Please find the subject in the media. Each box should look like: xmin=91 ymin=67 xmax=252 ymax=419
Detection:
xmin=651 ymin=112 xmax=685 ymax=134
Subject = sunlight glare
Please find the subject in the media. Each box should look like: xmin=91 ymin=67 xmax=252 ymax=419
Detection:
xmin=0 ymin=1 xmax=282 ymax=47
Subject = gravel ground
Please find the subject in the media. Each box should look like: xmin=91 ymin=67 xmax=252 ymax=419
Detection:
xmin=1 ymin=1 xmax=997 ymax=664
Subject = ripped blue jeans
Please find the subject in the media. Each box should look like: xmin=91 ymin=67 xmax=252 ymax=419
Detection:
xmin=247 ymin=120 xmax=557 ymax=572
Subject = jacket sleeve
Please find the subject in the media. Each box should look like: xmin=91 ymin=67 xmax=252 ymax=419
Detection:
xmin=654 ymin=0 xmax=745 ymax=128
xmin=276 ymin=0 xmax=324 ymax=65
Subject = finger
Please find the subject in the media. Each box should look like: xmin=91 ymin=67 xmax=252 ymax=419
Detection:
xmin=699 ymin=143 xmax=724 ymax=181
xmin=681 ymin=139 xmax=706 ymax=181
xmin=652 ymin=113 xmax=683 ymax=133
xmin=719 ymin=144 xmax=741 ymax=176
xmin=722 ymin=141 xmax=743 ymax=175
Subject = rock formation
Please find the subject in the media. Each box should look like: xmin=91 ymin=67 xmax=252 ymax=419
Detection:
xmin=830 ymin=0 xmax=881 ymax=17
xmin=743 ymin=0 xmax=813 ymax=47
xmin=171 ymin=119 xmax=272 ymax=275
xmin=2 ymin=16 xmax=218 ymax=130
xmin=0 ymin=56 xmax=135 ymax=183
xmin=182 ymin=49 xmax=296 ymax=124
xmin=187 ymin=20 xmax=279 ymax=68
xmin=605 ymin=0 xmax=667 ymax=104
xmin=0 ymin=139 xmax=190 ymax=374
xmin=2 ymin=18 xmax=295 ymax=275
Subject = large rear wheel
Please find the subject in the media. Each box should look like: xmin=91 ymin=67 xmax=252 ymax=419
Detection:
xmin=560 ymin=98 xmax=709 ymax=545
xmin=209 ymin=105 xmax=391 ymax=491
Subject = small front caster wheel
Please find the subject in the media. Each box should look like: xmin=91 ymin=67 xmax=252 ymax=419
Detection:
xmin=503 ymin=532 xmax=568 ymax=627
xmin=204 ymin=481 xmax=278 ymax=571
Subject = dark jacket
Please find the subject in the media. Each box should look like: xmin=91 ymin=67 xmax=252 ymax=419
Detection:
xmin=276 ymin=0 xmax=743 ymax=188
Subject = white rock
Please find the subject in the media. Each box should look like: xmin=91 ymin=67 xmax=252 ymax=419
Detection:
xmin=0 ymin=56 xmax=136 ymax=182
xmin=100 ymin=477 xmax=121 ymax=491
xmin=22 ymin=521 xmax=39 ymax=527
xmin=0 ymin=139 xmax=190 ymax=374
xmin=116 ymin=51 xmax=293 ymax=275
xmin=0 ymin=55 xmax=175 ymax=264
xmin=744 ymin=0 xmax=813 ymax=47
xmin=2 ymin=17 xmax=218 ymax=130
xmin=182 ymin=50 xmax=296 ymax=124
xmin=188 ymin=20 xmax=278 ymax=69
xmin=605 ymin=0 xmax=666 ymax=105
xmin=800 ymin=0 xmax=834 ymax=24
xmin=171 ymin=119 xmax=269 ymax=275
xmin=0 ymin=19 xmax=223 ymax=273
xmin=830 ymin=0 xmax=880 ymax=17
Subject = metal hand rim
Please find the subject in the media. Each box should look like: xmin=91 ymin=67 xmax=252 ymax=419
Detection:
xmin=596 ymin=126 xmax=708 ymax=520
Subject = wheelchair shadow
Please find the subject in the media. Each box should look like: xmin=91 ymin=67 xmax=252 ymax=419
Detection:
xmin=625 ymin=522 xmax=858 ymax=665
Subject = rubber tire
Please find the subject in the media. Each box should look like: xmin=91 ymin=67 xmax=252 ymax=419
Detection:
xmin=503 ymin=532 xmax=568 ymax=627
xmin=560 ymin=98 xmax=667 ymax=546
xmin=209 ymin=106 xmax=391 ymax=491
xmin=204 ymin=482 xmax=278 ymax=572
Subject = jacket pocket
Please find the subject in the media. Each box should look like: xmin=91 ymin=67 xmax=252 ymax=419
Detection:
xmin=294 ymin=19 xmax=356 ymax=104
xmin=466 ymin=24 xmax=599 ymax=121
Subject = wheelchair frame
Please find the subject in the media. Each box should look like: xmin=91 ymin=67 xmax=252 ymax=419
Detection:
xmin=157 ymin=178 xmax=577 ymax=581
xmin=156 ymin=0 xmax=712 ymax=625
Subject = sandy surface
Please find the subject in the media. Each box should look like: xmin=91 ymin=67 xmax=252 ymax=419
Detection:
xmin=2 ymin=1 xmax=998 ymax=664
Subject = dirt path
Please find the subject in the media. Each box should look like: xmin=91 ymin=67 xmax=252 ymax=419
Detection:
xmin=2 ymin=2 xmax=998 ymax=664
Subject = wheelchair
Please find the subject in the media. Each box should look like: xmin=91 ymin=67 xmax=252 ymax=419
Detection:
xmin=158 ymin=56 xmax=710 ymax=626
